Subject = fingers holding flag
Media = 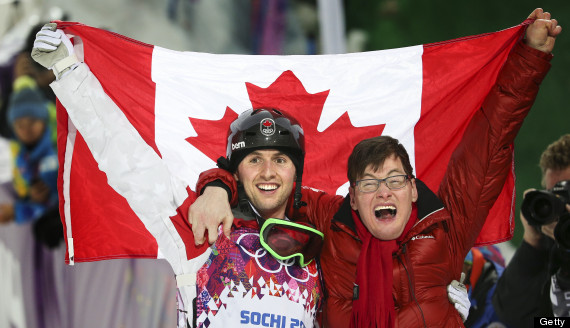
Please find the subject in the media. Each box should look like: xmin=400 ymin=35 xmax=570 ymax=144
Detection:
xmin=33 ymin=23 xmax=63 ymax=51
xmin=31 ymin=23 xmax=79 ymax=80
xmin=525 ymin=8 xmax=562 ymax=54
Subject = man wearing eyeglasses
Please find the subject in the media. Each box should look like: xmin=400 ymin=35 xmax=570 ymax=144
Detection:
xmin=189 ymin=8 xmax=560 ymax=328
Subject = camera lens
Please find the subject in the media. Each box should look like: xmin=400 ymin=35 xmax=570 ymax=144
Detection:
xmin=522 ymin=190 xmax=566 ymax=226
xmin=534 ymin=198 xmax=554 ymax=219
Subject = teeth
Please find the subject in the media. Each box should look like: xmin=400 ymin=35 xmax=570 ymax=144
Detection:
xmin=374 ymin=205 xmax=396 ymax=211
xmin=374 ymin=205 xmax=397 ymax=218
xmin=258 ymin=184 xmax=278 ymax=191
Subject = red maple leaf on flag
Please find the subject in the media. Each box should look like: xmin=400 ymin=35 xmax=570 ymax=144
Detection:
xmin=187 ymin=70 xmax=384 ymax=195
xmin=186 ymin=107 xmax=237 ymax=167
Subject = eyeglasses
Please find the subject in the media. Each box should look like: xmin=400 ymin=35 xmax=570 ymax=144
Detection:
xmin=258 ymin=218 xmax=324 ymax=267
xmin=354 ymin=175 xmax=410 ymax=193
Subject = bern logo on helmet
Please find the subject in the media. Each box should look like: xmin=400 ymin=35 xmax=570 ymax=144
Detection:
xmin=231 ymin=141 xmax=245 ymax=151
xmin=260 ymin=118 xmax=275 ymax=136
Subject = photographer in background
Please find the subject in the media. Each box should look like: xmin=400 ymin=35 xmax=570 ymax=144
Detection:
xmin=493 ymin=134 xmax=570 ymax=327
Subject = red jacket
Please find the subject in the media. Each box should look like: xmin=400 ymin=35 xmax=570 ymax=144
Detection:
xmin=200 ymin=41 xmax=552 ymax=327
xmin=296 ymin=42 xmax=551 ymax=327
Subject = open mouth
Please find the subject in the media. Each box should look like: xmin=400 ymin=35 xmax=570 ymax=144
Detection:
xmin=257 ymin=183 xmax=279 ymax=192
xmin=374 ymin=205 xmax=397 ymax=219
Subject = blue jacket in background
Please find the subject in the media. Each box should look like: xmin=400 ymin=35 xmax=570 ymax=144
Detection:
xmin=10 ymin=126 xmax=58 ymax=224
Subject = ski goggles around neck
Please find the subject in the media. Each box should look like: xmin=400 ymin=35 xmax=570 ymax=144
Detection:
xmin=257 ymin=217 xmax=324 ymax=267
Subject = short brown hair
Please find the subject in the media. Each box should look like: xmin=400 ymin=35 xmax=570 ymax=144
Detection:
xmin=347 ymin=136 xmax=414 ymax=185
xmin=539 ymin=134 xmax=570 ymax=186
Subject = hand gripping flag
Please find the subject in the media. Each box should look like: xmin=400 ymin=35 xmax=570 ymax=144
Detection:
xmin=53 ymin=21 xmax=530 ymax=265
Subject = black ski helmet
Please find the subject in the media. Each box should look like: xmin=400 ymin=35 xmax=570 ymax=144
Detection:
xmin=217 ymin=108 xmax=305 ymax=208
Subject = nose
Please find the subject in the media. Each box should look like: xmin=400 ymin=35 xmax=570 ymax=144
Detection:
xmin=375 ymin=181 xmax=392 ymax=198
xmin=260 ymin=160 xmax=276 ymax=179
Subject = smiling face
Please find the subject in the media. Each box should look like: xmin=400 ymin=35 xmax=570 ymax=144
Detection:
xmin=234 ymin=149 xmax=296 ymax=219
xmin=349 ymin=155 xmax=418 ymax=240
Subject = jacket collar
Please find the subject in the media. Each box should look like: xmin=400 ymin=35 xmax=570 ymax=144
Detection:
xmin=333 ymin=196 xmax=356 ymax=231
xmin=414 ymin=179 xmax=445 ymax=221
xmin=332 ymin=179 xmax=446 ymax=233
xmin=232 ymin=193 xmax=258 ymax=221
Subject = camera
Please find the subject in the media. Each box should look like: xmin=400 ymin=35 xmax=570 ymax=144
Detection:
xmin=521 ymin=180 xmax=570 ymax=226
xmin=522 ymin=180 xmax=570 ymax=290
xmin=521 ymin=180 xmax=570 ymax=247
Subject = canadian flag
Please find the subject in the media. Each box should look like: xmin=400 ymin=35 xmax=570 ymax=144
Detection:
xmin=54 ymin=21 xmax=528 ymax=265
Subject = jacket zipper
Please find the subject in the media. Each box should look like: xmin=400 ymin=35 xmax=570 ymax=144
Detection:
xmin=397 ymin=244 xmax=427 ymax=328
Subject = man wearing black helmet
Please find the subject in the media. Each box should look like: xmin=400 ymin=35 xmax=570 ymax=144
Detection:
xmin=31 ymin=25 xmax=324 ymax=327
xmin=219 ymin=107 xmax=306 ymax=214
xmin=213 ymin=107 xmax=324 ymax=269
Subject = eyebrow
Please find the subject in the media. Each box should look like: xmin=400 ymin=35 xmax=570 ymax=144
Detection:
xmin=361 ymin=169 xmax=403 ymax=179
xmin=247 ymin=150 xmax=287 ymax=157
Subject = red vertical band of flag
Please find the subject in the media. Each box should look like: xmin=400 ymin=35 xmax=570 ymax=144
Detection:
xmin=418 ymin=26 xmax=527 ymax=244
xmin=56 ymin=22 xmax=159 ymax=263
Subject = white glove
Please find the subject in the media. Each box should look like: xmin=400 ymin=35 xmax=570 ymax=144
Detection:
xmin=31 ymin=23 xmax=79 ymax=80
xmin=447 ymin=272 xmax=470 ymax=322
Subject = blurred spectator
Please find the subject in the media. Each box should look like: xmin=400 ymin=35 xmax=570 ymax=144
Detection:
xmin=493 ymin=134 xmax=570 ymax=327
xmin=0 ymin=19 xmax=62 ymax=247
xmin=463 ymin=245 xmax=509 ymax=328
xmin=4 ymin=85 xmax=56 ymax=222
xmin=1 ymin=80 xmax=62 ymax=247
xmin=1 ymin=21 xmax=57 ymax=138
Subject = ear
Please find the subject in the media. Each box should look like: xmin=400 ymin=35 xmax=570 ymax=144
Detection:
xmin=349 ymin=186 xmax=358 ymax=210
xmin=233 ymin=172 xmax=240 ymax=182
xmin=410 ymin=178 xmax=418 ymax=203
